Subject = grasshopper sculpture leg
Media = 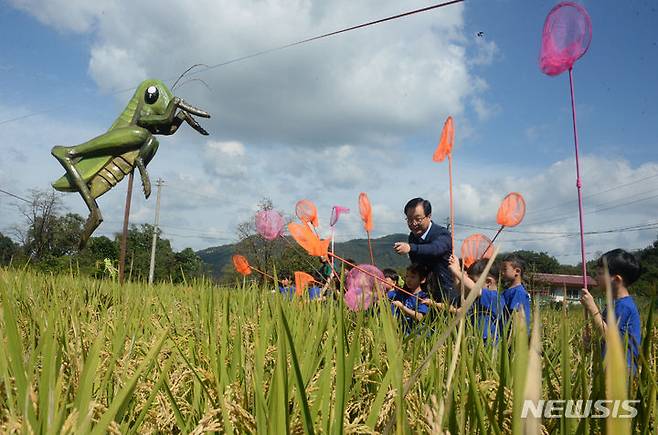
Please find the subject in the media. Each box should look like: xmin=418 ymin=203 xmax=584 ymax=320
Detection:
xmin=51 ymin=79 xmax=210 ymax=248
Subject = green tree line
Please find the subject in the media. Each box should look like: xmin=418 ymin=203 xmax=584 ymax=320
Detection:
xmin=0 ymin=189 xmax=203 ymax=283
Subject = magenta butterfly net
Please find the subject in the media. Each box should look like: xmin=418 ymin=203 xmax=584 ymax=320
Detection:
xmin=539 ymin=2 xmax=592 ymax=76
xmin=330 ymin=206 xmax=350 ymax=227
xmin=344 ymin=264 xmax=384 ymax=311
xmin=255 ymin=210 xmax=285 ymax=241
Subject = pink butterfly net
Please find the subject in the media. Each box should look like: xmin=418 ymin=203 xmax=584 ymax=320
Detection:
xmin=330 ymin=206 xmax=350 ymax=227
xmin=539 ymin=2 xmax=592 ymax=76
xmin=255 ymin=210 xmax=285 ymax=241
xmin=295 ymin=199 xmax=319 ymax=228
xmin=344 ymin=264 xmax=384 ymax=311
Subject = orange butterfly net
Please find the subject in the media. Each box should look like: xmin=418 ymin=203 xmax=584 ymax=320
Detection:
xmin=496 ymin=192 xmax=526 ymax=227
xmin=461 ymin=234 xmax=494 ymax=268
xmin=232 ymin=254 xmax=252 ymax=276
xmin=432 ymin=116 xmax=456 ymax=252
xmin=432 ymin=116 xmax=454 ymax=163
xmin=231 ymin=254 xmax=274 ymax=280
xmin=358 ymin=192 xmax=373 ymax=232
xmin=294 ymin=271 xmax=316 ymax=296
xmin=490 ymin=192 xmax=526 ymax=246
xmin=287 ymin=222 xmax=330 ymax=258
xmin=358 ymin=192 xmax=376 ymax=265
xmin=295 ymin=199 xmax=319 ymax=228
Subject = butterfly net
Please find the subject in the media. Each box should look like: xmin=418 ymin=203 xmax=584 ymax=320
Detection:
xmin=294 ymin=271 xmax=315 ymax=296
xmin=461 ymin=234 xmax=494 ymax=268
xmin=539 ymin=2 xmax=592 ymax=76
xmin=330 ymin=205 xmax=350 ymax=227
xmin=232 ymin=254 xmax=252 ymax=276
xmin=344 ymin=264 xmax=384 ymax=311
xmin=255 ymin=209 xmax=285 ymax=240
xmin=358 ymin=193 xmax=373 ymax=232
xmin=432 ymin=116 xmax=454 ymax=162
xmin=288 ymin=222 xmax=330 ymax=257
xmin=295 ymin=199 xmax=319 ymax=227
xmin=496 ymin=192 xmax=526 ymax=227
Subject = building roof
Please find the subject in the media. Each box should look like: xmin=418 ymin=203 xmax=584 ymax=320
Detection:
xmin=532 ymin=273 xmax=597 ymax=287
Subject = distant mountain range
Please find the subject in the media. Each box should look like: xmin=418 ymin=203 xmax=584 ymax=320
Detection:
xmin=196 ymin=233 xmax=411 ymax=277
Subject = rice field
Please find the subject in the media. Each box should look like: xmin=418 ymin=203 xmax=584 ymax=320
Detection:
xmin=0 ymin=267 xmax=656 ymax=434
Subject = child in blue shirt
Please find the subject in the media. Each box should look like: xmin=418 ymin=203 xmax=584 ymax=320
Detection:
xmin=580 ymin=249 xmax=642 ymax=370
xmin=278 ymin=276 xmax=295 ymax=299
xmin=388 ymin=264 xmax=430 ymax=333
xmin=500 ymin=254 xmax=531 ymax=335
xmin=442 ymin=256 xmax=502 ymax=343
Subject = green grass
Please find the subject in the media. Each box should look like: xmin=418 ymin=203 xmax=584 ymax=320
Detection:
xmin=0 ymin=267 xmax=656 ymax=433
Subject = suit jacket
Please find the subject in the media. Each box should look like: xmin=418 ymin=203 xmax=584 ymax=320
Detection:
xmin=408 ymin=221 xmax=456 ymax=303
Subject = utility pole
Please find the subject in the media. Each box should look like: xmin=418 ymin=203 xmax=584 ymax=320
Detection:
xmin=148 ymin=178 xmax=164 ymax=285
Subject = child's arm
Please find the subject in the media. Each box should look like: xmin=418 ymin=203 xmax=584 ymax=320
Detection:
xmin=421 ymin=298 xmax=460 ymax=314
xmin=448 ymin=255 xmax=480 ymax=296
xmin=580 ymin=288 xmax=607 ymax=336
xmin=392 ymin=300 xmax=425 ymax=320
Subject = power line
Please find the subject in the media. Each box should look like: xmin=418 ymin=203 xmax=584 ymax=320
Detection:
xmin=454 ymin=219 xmax=658 ymax=236
xmin=0 ymin=188 xmax=31 ymax=203
xmin=524 ymin=191 xmax=658 ymax=226
xmin=0 ymin=0 xmax=464 ymax=128
xmin=523 ymin=171 xmax=658 ymax=216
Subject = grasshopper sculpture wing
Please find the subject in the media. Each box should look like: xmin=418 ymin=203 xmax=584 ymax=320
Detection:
xmin=51 ymin=78 xmax=210 ymax=248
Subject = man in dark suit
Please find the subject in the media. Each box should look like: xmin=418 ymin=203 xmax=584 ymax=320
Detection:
xmin=393 ymin=197 xmax=456 ymax=305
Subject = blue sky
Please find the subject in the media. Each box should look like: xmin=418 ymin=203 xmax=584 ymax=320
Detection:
xmin=1 ymin=0 xmax=657 ymax=264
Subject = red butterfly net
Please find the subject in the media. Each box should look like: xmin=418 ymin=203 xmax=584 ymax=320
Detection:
xmin=295 ymin=199 xmax=319 ymax=228
xmin=287 ymin=222 xmax=330 ymax=257
xmin=294 ymin=271 xmax=315 ymax=296
xmin=432 ymin=116 xmax=454 ymax=162
xmin=232 ymin=255 xmax=252 ymax=276
xmin=255 ymin=210 xmax=285 ymax=241
xmin=461 ymin=234 xmax=494 ymax=268
xmin=358 ymin=193 xmax=373 ymax=233
xmin=539 ymin=2 xmax=592 ymax=76
xmin=496 ymin=192 xmax=526 ymax=227
xmin=344 ymin=264 xmax=384 ymax=311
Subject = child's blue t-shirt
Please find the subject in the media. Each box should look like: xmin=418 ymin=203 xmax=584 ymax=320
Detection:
xmin=472 ymin=288 xmax=502 ymax=343
xmin=279 ymin=286 xmax=321 ymax=300
xmin=279 ymin=285 xmax=295 ymax=299
xmin=308 ymin=285 xmax=323 ymax=300
xmin=602 ymin=295 xmax=641 ymax=369
xmin=501 ymin=284 xmax=531 ymax=334
xmin=388 ymin=288 xmax=430 ymax=332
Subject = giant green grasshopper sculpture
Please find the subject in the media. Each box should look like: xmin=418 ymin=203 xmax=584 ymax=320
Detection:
xmin=51 ymin=79 xmax=210 ymax=248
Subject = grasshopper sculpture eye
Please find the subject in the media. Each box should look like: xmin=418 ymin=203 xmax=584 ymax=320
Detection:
xmin=51 ymin=78 xmax=210 ymax=248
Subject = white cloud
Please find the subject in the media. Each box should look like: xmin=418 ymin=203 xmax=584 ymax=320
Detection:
xmin=89 ymin=45 xmax=147 ymax=92
xmin=8 ymin=0 xmax=112 ymax=33
xmin=204 ymin=140 xmax=248 ymax=178
xmin=8 ymin=0 xmax=494 ymax=146
xmin=469 ymin=38 xmax=499 ymax=66
xmin=472 ymin=96 xmax=500 ymax=121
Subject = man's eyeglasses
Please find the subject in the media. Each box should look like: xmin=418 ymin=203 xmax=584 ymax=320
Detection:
xmin=406 ymin=216 xmax=427 ymax=225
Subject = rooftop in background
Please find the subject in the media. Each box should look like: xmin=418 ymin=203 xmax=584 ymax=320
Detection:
xmin=532 ymin=273 xmax=597 ymax=288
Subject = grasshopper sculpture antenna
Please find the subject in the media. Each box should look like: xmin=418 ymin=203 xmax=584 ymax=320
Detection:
xmin=50 ymin=78 xmax=211 ymax=248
